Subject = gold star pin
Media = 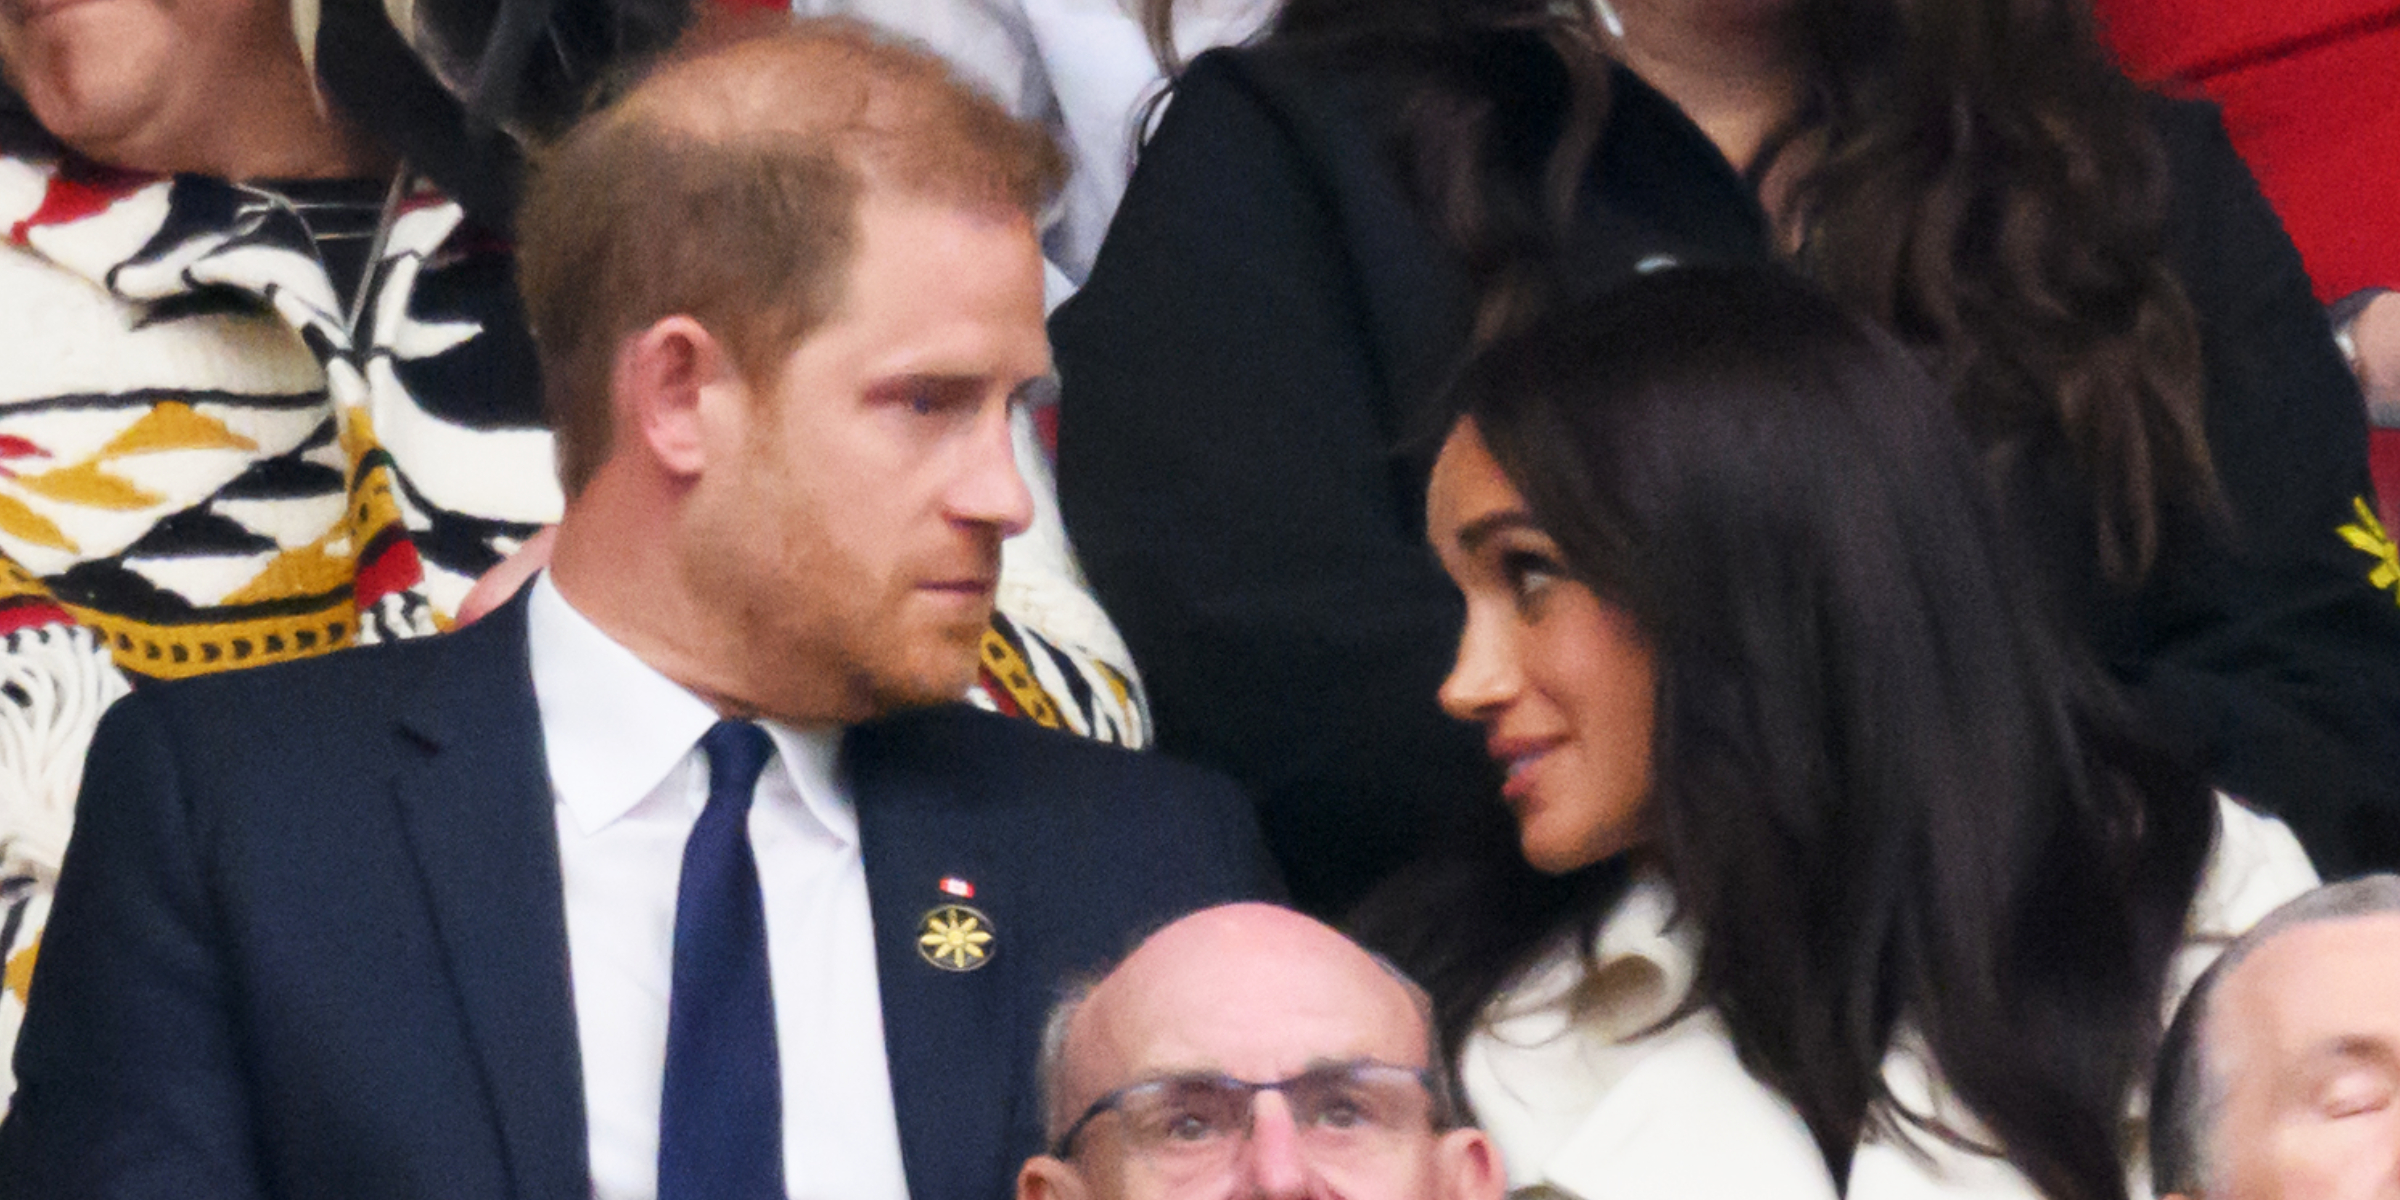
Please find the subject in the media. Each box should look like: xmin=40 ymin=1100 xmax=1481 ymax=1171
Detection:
xmin=918 ymin=904 xmax=995 ymax=972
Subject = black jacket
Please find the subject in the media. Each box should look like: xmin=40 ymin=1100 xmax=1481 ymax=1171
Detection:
xmin=1054 ymin=38 xmax=2400 ymax=908
xmin=0 ymin=596 xmax=1278 ymax=1199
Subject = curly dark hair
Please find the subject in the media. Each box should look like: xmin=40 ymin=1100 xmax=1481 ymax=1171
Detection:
xmin=1158 ymin=0 xmax=2216 ymax=583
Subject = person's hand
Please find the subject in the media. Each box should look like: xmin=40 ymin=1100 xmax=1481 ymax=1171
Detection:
xmin=2349 ymin=291 xmax=2400 ymax=429
xmin=454 ymin=526 xmax=556 ymax=627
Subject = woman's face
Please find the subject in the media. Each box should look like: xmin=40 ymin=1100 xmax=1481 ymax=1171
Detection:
xmin=0 ymin=0 xmax=300 ymax=169
xmin=1428 ymin=419 xmax=1658 ymax=874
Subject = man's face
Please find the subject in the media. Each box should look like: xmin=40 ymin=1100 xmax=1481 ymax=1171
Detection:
xmin=2201 ymin=914 xmax=2400 ymax=1200
xmin=1021 ymin=905 xmax=1502 ymax=1200
xmin=680 ymin=189 xmax=1043 ymax=725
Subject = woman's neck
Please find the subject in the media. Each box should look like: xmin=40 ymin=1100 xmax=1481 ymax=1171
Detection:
xmin=1601 ymin=0 xmax=1806 ymax=175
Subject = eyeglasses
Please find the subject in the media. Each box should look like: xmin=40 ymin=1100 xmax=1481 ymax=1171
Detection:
xmin=1050 ymin=1060 xmax=1442 ymax=1166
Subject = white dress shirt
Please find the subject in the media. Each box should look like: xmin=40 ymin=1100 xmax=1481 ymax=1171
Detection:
xmin=1464 ymin=795 xmax=2320 ymax=1200
xmin=527 ymin=574 xmax=911 ymax=1200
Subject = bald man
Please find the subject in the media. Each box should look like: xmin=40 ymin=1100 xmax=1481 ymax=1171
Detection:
xmin=2152 ymin=875 xmax=2400 ymax=1199
xmin=1017 ymin=903 xmax=1505 ymax=1200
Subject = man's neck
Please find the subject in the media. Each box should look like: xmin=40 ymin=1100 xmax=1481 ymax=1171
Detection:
xmin=547 ymin=502 xmax=856 ymax=728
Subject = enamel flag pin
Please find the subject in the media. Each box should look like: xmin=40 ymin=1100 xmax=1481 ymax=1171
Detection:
xmin=919 ymin=878 xmax=993 ymax=972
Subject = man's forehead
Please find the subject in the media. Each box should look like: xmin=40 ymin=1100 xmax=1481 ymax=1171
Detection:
xmin=788 ymin=193 xmax=1047 ymax=372
xmin=2216 ymin=913 xmax=2400 ymax=1058
xmin=1071 ymin=907 xmax=1430 ymax=1087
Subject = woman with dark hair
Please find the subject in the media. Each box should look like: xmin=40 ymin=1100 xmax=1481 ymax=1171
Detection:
xmin=1383 ymin=264 xmax=2316 ymax=1198
xmin=1051 ymin=0 xmax=2400 ymax=916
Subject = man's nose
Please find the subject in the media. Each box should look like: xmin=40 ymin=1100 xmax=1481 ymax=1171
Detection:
xmin=951 ymin=401 xmax=1036 ymax=537
xmin=1239 ymin=1092 xmax=1317 ymax=1199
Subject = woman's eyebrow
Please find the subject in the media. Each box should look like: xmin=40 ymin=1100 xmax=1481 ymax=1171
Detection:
xmin=1453 ymin=510 xmax=1540 ymax=555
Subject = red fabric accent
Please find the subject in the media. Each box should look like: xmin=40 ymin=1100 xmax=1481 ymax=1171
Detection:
xmin=1035 ymin=402 xmax=1060 ymax=458
xmin=2099 ymin=0 xmax=2400 ymax=81
xmin=0 ymin=597 xmax=75 ymax=636
xmin=2192 ymin=28 xmax=2400 ymax=302
xmin=977 ymin=665 xmax=1027 ymax=718
xmin=354 ymin=533 xmax=425 ymax=608
xmin=2373 ymin=429 xmax=2400 ymax=532
xmin=2098 ymin=2 xmax=2400 ymax=303
xmin=0 ymin=434 xmax=50 ymax=476
xmin=8 ymin=163 xmax=153 ymax=246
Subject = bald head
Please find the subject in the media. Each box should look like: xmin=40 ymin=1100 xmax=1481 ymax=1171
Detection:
xmin=1052 ymin=905 xmax=1434 ymax=1136
xmin=515 ymin=17 xmax=1065 ymax=496
xmin=2153 ymin=876 xmax=2400 ymax=1199
xmin=1022 ymin=904 xmax=1503 ymax=1200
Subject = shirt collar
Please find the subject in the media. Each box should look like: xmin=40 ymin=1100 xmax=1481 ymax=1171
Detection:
xmin=526 ymin=572 xmax=852 ymax=843
xmin=1485 ymin=867 xmax=1701 ymax=1042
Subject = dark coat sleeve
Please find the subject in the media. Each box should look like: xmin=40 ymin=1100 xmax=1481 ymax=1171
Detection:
xmin=2142 ymin=99 xmax=2400 ymax=874
xmin=0 ymin=694 xmax=264 ymax=1200
xmin=1051 ymin=50 xmax=1497 ymax=916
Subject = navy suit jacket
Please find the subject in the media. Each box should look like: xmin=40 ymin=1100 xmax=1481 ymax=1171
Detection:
xmin=0 ymin=597 xmax=1279 ymax=1199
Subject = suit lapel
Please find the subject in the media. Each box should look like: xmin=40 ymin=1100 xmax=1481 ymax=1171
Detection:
xmin=851 ymin=709 xmax=1026 ymax=1200
xmin=391 ymin=596 xmax=589 ymax=1200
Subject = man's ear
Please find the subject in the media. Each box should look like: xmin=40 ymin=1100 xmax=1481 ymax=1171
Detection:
xmin=1433 ymin=1127 xmax=1507 ymax=1200
xmin=1016 ymin=1154 xmax=1091 ymax=1200
xmin=612 ymin=314 xmax=740 ymax=478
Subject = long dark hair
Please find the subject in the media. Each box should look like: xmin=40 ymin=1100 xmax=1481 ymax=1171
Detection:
xmin=1156 ymin=0 xmax=2215 ymax=582
xmin=1356 ymin=266 xmax=2214 ymax=1199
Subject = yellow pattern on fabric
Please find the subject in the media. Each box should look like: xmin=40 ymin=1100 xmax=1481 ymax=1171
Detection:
xmin=222 ymin=543 xmax=357 ymax=608
xmin=97 ymin=402 xmax=257 ymax=457
xmin=65 ymin=600 xmax=355 ymax=681
xmin=4 ymin=934 xmax=35 ymax=1003
xmin=1 ymin=556 xmax=53 ymax=600
xmin=13 ymin=460 xmax=161 ymax=510
xmin=337 ymin=407 xmax=444 ymax=632
xmin=0 ymin=493 xmax=74 ymax=552
xmin=979 ymin=626 xmax=1063 ymax=728
xmin=1096 ymin=661 xmax=1136 ymax=713
xmin=2339 ymin=495 xmax=2400 ymax=601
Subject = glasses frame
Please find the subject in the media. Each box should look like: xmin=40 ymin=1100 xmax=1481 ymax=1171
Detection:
xmin=1048 ymin=1058 xmax=1446 ymax=1161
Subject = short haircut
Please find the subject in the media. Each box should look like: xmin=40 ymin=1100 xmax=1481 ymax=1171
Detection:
xmin=2151 ymin=874 xmax=2400 ymax=1195
xmin=514 ymin=17 xmax=1068 ymax=496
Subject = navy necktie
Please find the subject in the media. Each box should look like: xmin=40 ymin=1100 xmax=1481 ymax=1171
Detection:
xmin=659 ymin=720 xmax=784 ymax=1200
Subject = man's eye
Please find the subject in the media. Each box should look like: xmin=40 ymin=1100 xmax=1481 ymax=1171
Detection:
xmin=2321 ymin=1073 xmax=2396 ymax=1118
xmin=1159 ymin=1107 xmax=1225 ymax=1142
xmin=1306 ymin=1096 xmax=1371 ymax=1130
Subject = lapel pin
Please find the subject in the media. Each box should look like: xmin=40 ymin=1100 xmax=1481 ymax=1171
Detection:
xmin=939 ymin=876 xmax=975 ymax=899
xmin=919 ymin=903 xmax=995 ymax=972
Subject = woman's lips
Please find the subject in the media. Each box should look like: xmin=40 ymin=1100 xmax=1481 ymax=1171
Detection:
xmin=1490 ymin=737 xmax=1558 ymax=800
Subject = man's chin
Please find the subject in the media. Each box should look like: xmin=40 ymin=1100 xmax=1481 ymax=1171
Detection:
xmin=861 ymin=637 xmax=985 ymax=717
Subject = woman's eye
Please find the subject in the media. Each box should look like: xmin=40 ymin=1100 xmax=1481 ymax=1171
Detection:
xmin=1500 ymin=550 xmax=1561 ymax=609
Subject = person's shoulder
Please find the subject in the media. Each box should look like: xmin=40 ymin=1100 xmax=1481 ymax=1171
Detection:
xmin=849 ymin=703 xmax=1244 ymax=801
xmin=127 ymin=612 xmax=513 ymax=748
xmin=849 ymin=706 xmax=1279 ymax=908
xmin=2138 ymin=88 xmax=2230 ymax=154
